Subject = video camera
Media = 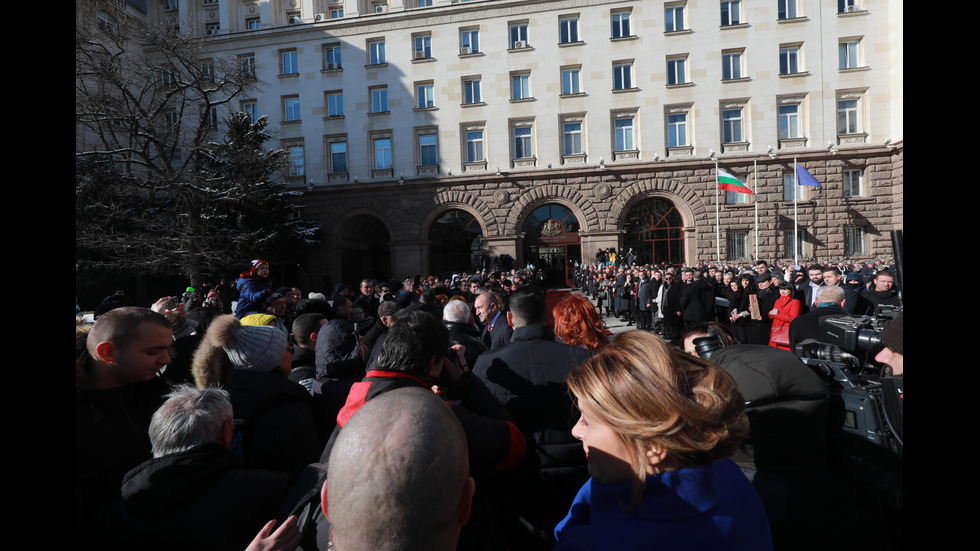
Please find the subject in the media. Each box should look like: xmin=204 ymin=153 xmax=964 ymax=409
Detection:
xmin=794 ymin=307 xmax=903 ymax=506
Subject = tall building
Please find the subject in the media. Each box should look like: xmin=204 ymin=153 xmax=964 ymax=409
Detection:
xmin=87 ymin=0 xmax=903 ymax=287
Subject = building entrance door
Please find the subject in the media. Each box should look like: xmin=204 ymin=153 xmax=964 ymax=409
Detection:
xmin=522 ymin=204 xmax=581 ymax=287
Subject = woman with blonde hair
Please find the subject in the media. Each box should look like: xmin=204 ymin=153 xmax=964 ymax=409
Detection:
xmin=555 ymin=331 xmax=772 ymax=550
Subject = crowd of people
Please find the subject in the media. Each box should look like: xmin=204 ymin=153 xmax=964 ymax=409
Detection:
xmin=77 ymin=254 xmax=902 ymax=550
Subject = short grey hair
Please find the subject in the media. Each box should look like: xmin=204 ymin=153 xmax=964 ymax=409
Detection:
xmin=443 ymin=300 xmax=470 ymax=324
xmin=149 ymin=384 xmax=232 ymax=458
xmin=815 ymin=284 xmax=845 ymax=305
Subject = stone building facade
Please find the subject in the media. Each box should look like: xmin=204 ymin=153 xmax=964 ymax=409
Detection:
xmin=124 ymin=0 xmax=903 ymax=286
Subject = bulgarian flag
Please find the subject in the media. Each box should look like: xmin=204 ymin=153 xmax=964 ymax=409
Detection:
xmin=718 ymin=168 xmax=753 ymax=194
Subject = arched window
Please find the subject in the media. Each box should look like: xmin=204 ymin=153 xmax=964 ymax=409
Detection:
xmin=622 ymin=198 xmax=685 ymax=266
xmin=429 ymin=209 xmax=482 ymax=276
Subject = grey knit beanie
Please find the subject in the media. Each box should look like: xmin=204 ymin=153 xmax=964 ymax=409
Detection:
xmin=206 ymin=315 xmax=287 ymax=372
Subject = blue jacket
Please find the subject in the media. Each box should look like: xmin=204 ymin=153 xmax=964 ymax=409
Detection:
xmin=235 ymin=275 xmax=270 ymax=318
xmin=554 ymin=459 xmax=772 ymax=550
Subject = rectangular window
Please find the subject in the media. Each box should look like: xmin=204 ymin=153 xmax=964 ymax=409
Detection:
xmin=611 ymin=11 xmax=631 ymax=38
xmin=559 ymin=16 xmax=579 ymax=43
xmin=614 ymin=117 xmax=634 ymax=151
xmin=374 ymin=138 xmax=392 ymax=170
xmin=330 ymin=8 xmax=344 ymax=18
xmin=779 ymin=104 xmax=801 ymax=139
xmin=460 ymin=29 xmax=480 ymax=54
xmin=563 ymin=122 xmax=583 ymax=155
xmin=844 ymin=227 xmax=866 ymax=256
xmin=329 ymin=139 xmax=348 ymax=173
xmin=838 ymin=0 xmax=859 ymax=13
xmin=241 ymin=101 xmax=257 ymax=124
xmin=843 ymin=169 xmax=863 ymax=197
xmin=246 ymin=17 xmax=261 ymax=30
xmin=324 ymin=44 xmax=342 ymax=69
xmin=778 ymin=0 xmax=799 ymax=19
xmin=510 ymin=22 xmax=529 ymax=48
xmin=665 ymin=3 xmax=686 ymax=32
xmin=722 ymin=108 xmax=743 ymax=143
xmin=419 ymin=133 xmax=438 ymax=166
xmin=368 ymin=39 xmax=386 ymax=65
xmin=667 ymin=113 xmax=687 ymax=147
xmin=326 ymin=91 xmax=343 ymax=117
xmin=838 ymin=99 xmax=859 ymax=134
xmin=839 ymin=39 xmax=859 ymax=69
xmin=727 ymin=231 xmax=749 ymax=258
xmin=783 ymin=173 xmax=802 ymax=201
xmin=667 ymin=56 xmax=687 ymax=85
xmin=413 ymin=34 xmax=431 ymax=59
xmin=779 ymin=45 xmax=801 ymax=74
xmin=283 ymin=96 xmax=301 ymax=122
xmin=205 ymin=23 xmax=220 ymax=35
xmin=416 ymin=82 xmax=434 ymax=109
xmin=722 ymin=50 xmax=743 ymax=80
xmin=785 ymin=229 xmax=806 ymax=257
xmin=726 ymin=189 xmax=750 ymax=204
xmin=287 ymin=144 xmax=305 ymax=177
xmin=721 ymin=0 xmax=741 ymax=26
xmin=463 ymin=78 xmax=482 ymax=104
xmin=281 ymin=50 xmax=298 ymax=75
xmin=466 ymin=130 xmax=485 ymax=162
xmin=613 ymin=62 xmax=634 ymax=90
xmin=371 ymin=86 xmax=388 ymax=113
xmin=511 ymin=73 xmax=531 ymax=100
xmin=561 ymin=67 xmax=581 ymax=95
xmin=417 ymin=0 xmax=433 ymax=6
xmin=204 ymin=106 xmax=218 ymax=129
xmin=514 ymin=125 xmax=533 ymax=159
xmin=240 ymin=54 xmax=256 ymax=80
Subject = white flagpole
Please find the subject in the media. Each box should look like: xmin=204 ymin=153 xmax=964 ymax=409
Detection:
xmin=753 ymin=159 xmax=759 ymax=262
xmin=714 ymin=158 xmax=720 ymax=265
xmin=793 ymin=157 xmax=799 ymax=265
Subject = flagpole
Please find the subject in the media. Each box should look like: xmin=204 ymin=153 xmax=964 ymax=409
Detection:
xmin=753 ymin=159 xmax=759 ymax=262
xmin=793 ymin=157 xmax=799 ymax=265
xmin=714 ymin=158 xmax=720 ymax=265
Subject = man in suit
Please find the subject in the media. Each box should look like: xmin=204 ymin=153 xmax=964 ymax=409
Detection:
xmin=788 ymin=285 xmax=847 ymax=350
xmin=475 ymin=290 xmax=513 ymax=351
xmin=795 ymin=265 xmax=825 ymax=314
xmin=681 ymin=269 xmax=716 ymax=327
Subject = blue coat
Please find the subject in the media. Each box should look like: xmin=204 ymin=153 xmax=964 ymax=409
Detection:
xmin=554 ymin=459 xmax=772 ymax=551
xmin=235 ymin=275 xmax=270 ymax=318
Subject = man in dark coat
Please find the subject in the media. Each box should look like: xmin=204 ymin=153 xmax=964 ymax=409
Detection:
xmin=857 ymin=271 xmax=901 ymax=315
xmin=822 ymin=267 xmax=859 ymax=315
xmin=788 ymin=285 xmax=848 ymax=350
xmin=795 ymin=265 xmax=826 ymax=314
xmin=475 ymin=290 xmax=513 ymax=351
xmin=637 ymin=270 xmax=656 ymax=331
xmin=443 ymin=300 xmax=489 ymax=368
xmin=473 ymin=286 xmax=592 ymax=535
xmin=660 ymin=272 xmax=685 ymax=341
xmin=95 ymin=385 xmax=289 ymax=551
xmin=680 ymin=269 xmax=716 ymax=326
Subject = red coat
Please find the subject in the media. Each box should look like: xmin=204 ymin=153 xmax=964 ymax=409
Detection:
xmin=768 ymin=295 xmax=801 ymax=350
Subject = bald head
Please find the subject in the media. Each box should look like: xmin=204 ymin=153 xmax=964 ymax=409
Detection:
xmin=325 ymin=388 xmax=473 ymax=551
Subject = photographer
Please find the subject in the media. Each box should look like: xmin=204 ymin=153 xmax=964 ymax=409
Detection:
xmin=875 ymin=313 xmax=903 ymax=376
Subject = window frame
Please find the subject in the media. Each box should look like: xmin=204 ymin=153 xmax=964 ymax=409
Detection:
xmin=613 ymin=61 xmax=635 ymax=91
xmin=614 ymin=116 xmax=635 ymax=152
xmin=842 ymin=169 xmax=863 ymax=197
xmin=370 ymin=86 xmax=389 ymax=114
xmin=239 ymin=54 xmax=256 ymax=80
xmin=460 ymin=28 xmax=480 ymax=54
xmin=667 ymin=112 xmax=688 ymax=148
xmin=838 ymin=38 xmax=860 ymax=70
xmin=465 ymin=129 xmax=485 ymax=163
xmin=285 ymin=141 xmax=305 ymax=178
xmin=664 ymin=3 xmax=687 ymax=33
xmin=843 ymin=227 xmax=867 ymax=257
xmin=280 ymin=49 xmax=298 ymax=76
xmin=463 ymin=77 xmax=482 ymax=105
xmin=559 ymin=15 xmax=580 ymax=44
xmin=726 ymin=231 xmax=750 ymax=259
xmin=323 ymin=43 xmax=342 ymax=70
xmin=368 ymin=39 xmax=386 ymax=65
xmin=509 ymin=22 xmax=529 ymax=49
xmin=511 ymin=72 xmax=531 ymax=101
xmin=282 ymin=95 xmax=301 ymax=122
xmin=778 ymin=0 xmax=800 ymax=20
xmin=837 ymin=98 xmax=860 ymax=135
xmin=562 ymin=121 xmax=584 ymax=156
xmin=722 ymin=107 xmax=744 ymax=144
xmin=782 ymin=173 xmax=803 ymax=201
xmin=325 ymin=90 xmax=344 ymax=118
xmin=779 ymin=44 xmax=802 ymax=75
xmin=611 ymin=10 xmax=632 ymax=39
xmin=561 ymin=66 xmax=582 ymax=96
xmin=722 ymin=49 xmax=744 ymax=80
xmin=666 ymin=55 xmax=688 ymax=85
xmin=778 ymin=103 xmax=801 ymax=140
xmin=416 ymin=128 xmax=439 ymax=170
xmin=416 ymin=81 xmax=435 ymax=109
xmin=785 ymin=229 xmax=807 ymax=258
xmin=512 ymin=121 xmax=535 ymax=161
xmin=372 ymin=133 xmax=393 ymax=173
xmin=720 ymin=0 xmax=742 ymax=26
xmin=326 ymin=135 xmax=348 ymax=175
xmin=413 ymin=33 xmax=432 ymax=60
xmin=245 ymin=16 xmax=260 ymax=30
xmin=241 ymin=100 xmax=257 ymax=124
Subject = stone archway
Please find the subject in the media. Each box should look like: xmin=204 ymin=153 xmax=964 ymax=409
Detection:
xmin=427 ymin=208 xmax=484 ymax=276
xmin=334 ymin=212 xmax=391 ymax=284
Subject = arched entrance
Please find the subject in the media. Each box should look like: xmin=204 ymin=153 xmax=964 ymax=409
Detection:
xmin=622 ymin=197 xmax=686 ymax=266
xmin=522 ymin=203 xmax=581 ymax=287
xmin=339 ymin=214 xmax=391 ymax=284
xmin=429 ymin=209 xmax=483 ymax=276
